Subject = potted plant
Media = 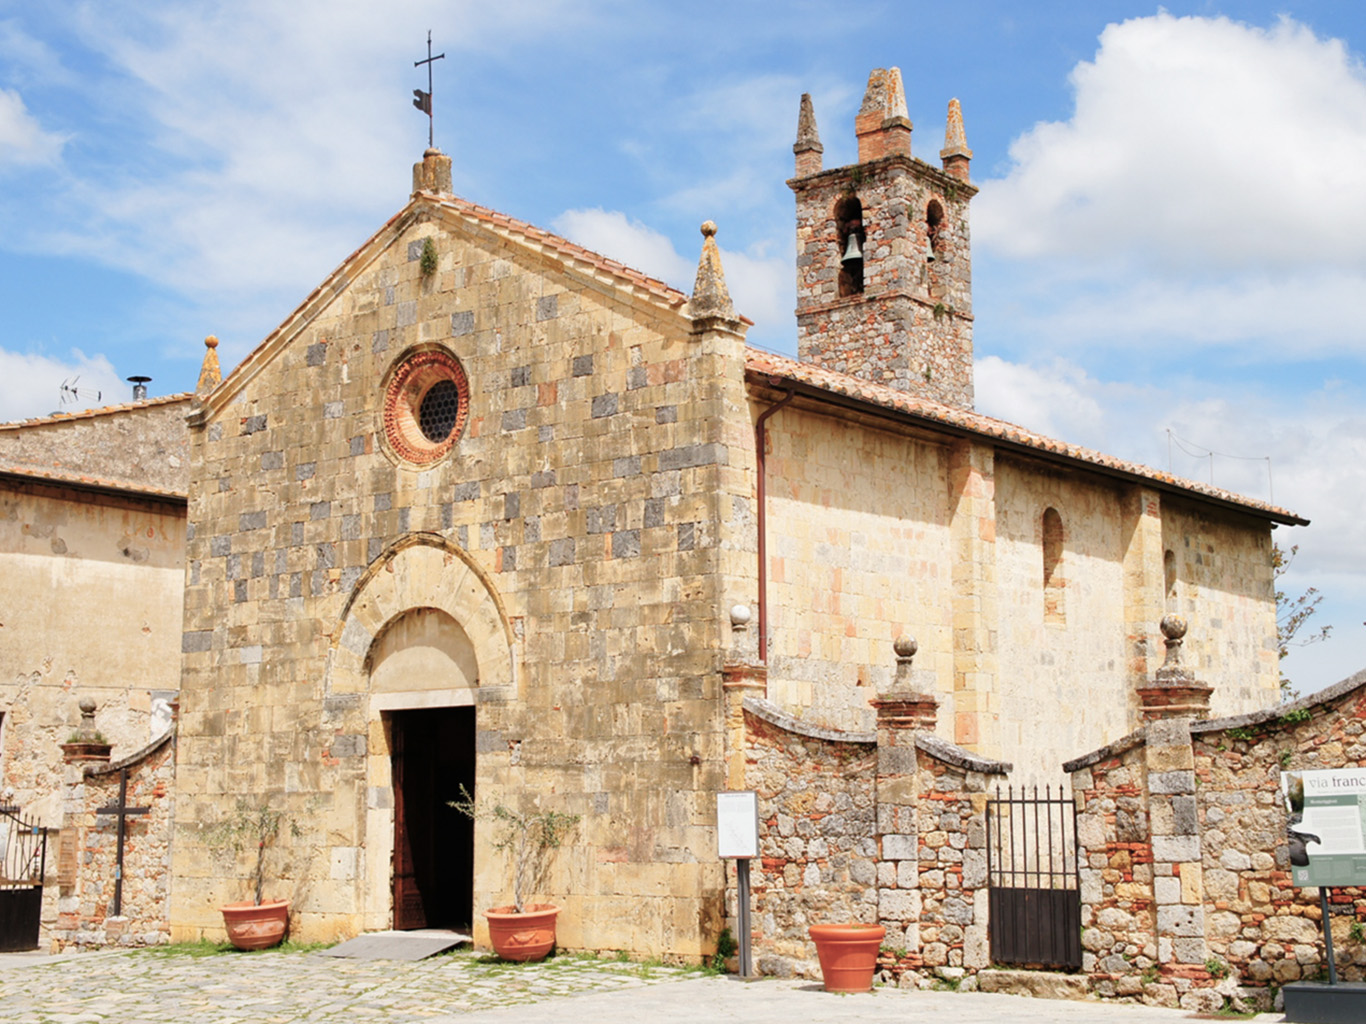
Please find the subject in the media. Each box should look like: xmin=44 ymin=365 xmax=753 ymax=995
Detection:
xmin=808 ymin=922 xmax=886 ymax=993
xmin=449 ymin=786 xmax=580 ymax=961
xmin=202 ymin=798 xmax=301 ymax=950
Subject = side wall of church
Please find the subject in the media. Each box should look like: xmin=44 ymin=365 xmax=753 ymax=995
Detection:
xmin=171 ymin=205 xmax=754 ymax=957
xmin=1161 ymin=500 xmax=1279 ymax=712
xmin=759 ymin=412 xmax=1279 ymax=784
xmin=761 ymin=405 xmax=954 ymax=732
xmin=0 ymin=482 xmax=184 ymax=825
xmin=994 ymin=457 xmax=1131 ymax=783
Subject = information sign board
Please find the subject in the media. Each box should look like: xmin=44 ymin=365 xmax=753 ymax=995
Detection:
xmin=716 ymin=791 xmax=759 ymax=859
xmin=1281 ymin=768 xmax=1366 ymax=887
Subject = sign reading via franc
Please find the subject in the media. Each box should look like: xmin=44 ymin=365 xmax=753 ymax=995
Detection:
xmin=1281 ymin=767 xmax=1366 ymax=887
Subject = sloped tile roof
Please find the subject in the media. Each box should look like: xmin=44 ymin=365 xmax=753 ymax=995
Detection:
xmin=0 ymin=459 xmax=187 ymax=502
xmin=427 ymin=194 xmax=690 ymax=308
xmin=0 ymin=393 xmax=192 ymax=431
xmin=746 ymin=349 xmax=1305 ymax=525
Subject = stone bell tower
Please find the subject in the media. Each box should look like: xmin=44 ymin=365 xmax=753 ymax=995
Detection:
xmin=790 ymin=68 xmax=977 ymax=408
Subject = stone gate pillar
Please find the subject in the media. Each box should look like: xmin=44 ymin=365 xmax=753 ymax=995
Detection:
xmin=1138 ymin=616 xmax=1210 ymax=975
xmin=871 ymin=636 xmax=936 ymax=950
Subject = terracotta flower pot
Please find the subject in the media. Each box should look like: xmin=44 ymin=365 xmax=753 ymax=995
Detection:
xmin=221 ymin=899 xmax=289 ymax=950
xmin=809 ymin=922 xmax=886 ymax=993
xmin=485 ymin=904 xmax=560 ymax=962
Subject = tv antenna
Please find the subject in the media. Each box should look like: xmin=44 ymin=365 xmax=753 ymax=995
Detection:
xmin=59 ymin=377 xmax=101 ymax=406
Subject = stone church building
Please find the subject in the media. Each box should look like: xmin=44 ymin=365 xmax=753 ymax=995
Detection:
xmin=0 ymin=68 xmax=1305 ymax=962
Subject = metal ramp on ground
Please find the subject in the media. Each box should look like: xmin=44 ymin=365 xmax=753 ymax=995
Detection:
xmin=321 ymin=928 xmax=470 ymax=961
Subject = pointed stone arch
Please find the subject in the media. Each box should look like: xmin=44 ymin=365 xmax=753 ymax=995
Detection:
xmin=325 ymin=533 xmax=516 ymax=700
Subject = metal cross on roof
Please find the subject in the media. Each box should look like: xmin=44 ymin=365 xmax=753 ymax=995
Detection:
xmin=413 ymin=30 xmax=445 ymax=150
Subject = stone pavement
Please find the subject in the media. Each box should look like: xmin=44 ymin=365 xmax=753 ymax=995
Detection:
xmin=0 ymin=945 xmax=1287 ymax=1024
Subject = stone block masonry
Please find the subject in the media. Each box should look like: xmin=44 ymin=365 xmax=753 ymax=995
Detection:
xmin=52 ymin=731 xmax=176 ymax=951
xmin=170 ymin=185 xmax=758 ymax=958
xmin=1068 ymin=671 xmax=1366 ymax=1012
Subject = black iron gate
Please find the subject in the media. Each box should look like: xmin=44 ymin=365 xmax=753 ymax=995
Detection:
xmin=985 ymin=785 xmax=1081 ymax=970
xmin=0 ymin=805 xmax=48 ymax=952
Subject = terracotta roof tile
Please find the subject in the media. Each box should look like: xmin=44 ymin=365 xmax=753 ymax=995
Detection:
xmin=426 ymin=194 xmax=689 ymax=308
xmin=0 ymin=460 xmax=187 ymax=502
xmin=745 ymin=350 xmax=1305 ymax=525
xmin=0 ymin=393 xmax=192 ymax=431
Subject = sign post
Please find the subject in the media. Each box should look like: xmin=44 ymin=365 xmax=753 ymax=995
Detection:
xmin=717 ymin=790 xmax=759 ymax=978
xmin=1280 ymin=768 xmax=1366 ymax=1022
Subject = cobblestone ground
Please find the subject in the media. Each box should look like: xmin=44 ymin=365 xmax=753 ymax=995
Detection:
xmin=0 ymin=946 xmax=699 ymax=1024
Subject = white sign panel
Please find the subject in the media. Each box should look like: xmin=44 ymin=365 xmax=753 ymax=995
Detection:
xmin=716 ymin=791 xmax=759 ymax=859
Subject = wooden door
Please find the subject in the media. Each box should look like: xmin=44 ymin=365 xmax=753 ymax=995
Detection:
xmin=391 ymin=717 xmax=427 ymax=930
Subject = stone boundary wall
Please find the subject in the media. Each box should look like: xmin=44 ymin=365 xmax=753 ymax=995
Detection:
xmin=742 ymin=696 xmax=1007 ymax=985
xmin=743 ymin=698 xmax=877 ymax=977
xmin=52 ymin=732 xmax=175 ymax=950
xmin=1067 ymin=672 xmax=1366 ymax=1012
xmin=1191 ymin=677 xmax=1366 ymax=991
xmin=878 ymin=735 xmax=1000 ymax=980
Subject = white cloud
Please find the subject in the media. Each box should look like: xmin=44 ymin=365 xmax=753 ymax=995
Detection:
xmin=0 ymin=348 xmax=124 ymax=422
xmin=0 ymin=88 xmax=65 ymax=166
xmin=6 ymin=1 xmax=590 ymax=328
xmin=973 ymin=13 xmax=1366 ymax=362
xmin=978 ymin=14 xmax=1366 ymax=270
xmin=551 ymin=207 xmax=793 ymax=348
xmin=552 ymin=208 xmax=694 ymax=287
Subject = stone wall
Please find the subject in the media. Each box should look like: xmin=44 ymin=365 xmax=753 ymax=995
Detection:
xmin=52 ymin=732 xmax=176 ymax=951
xmin=0 ymin=396 xmax=190 ymax=494
xmin=1071 ymin=732 xmax=1160 ymax=998
xmin=171 ymin=190 xmax=755 ymax=956
xmin=0 ymin=481 xmax=185 ymax=826
xmin=743 ymin=699 xmax=877 ymax=974
xmin=1192 ymin=676 xmax=1366 ymax=989
xmin=742 ymin=695 xmax=1005 ymax=984
xmin=1067 ymin=672 xmax=1366 ymax=1011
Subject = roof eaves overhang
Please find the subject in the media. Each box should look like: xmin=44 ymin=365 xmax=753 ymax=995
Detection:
xmin=746 ymin=369 xmax=1309 ymax=528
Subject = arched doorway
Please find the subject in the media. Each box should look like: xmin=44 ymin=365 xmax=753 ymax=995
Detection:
xmin=325 ymin=536 xmax=517 ymax=935
xmin=370 ymin=608 xmax=476 ymax=930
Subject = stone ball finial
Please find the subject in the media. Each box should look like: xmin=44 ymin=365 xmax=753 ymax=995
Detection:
xmin=78 ymin=698 xmax=97 ymax=715
xmin=729 ymin=604 xmax=752 ymax=628
xmin=700 ymin=220 xmax=718 ymax=238
xmin=1160 ymin=614 xmax=1187 ymax=641
xmin=893 ymin=635 xmax=918 ymax=659
xmin=204 ymin=335 xmax=219 ymax=349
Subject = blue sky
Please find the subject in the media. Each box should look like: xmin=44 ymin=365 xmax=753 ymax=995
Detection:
xmin=1 ymin=1 xmax=1362 ymax=691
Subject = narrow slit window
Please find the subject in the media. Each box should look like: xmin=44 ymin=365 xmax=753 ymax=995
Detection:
xmin=1043 ymin=507 xmax=1065 ymax=625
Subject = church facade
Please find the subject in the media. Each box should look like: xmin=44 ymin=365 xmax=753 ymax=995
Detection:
xmin=2 ymin=68 xmax=1302 ymax=960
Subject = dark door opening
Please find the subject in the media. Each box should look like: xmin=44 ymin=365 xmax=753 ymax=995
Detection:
xmin=390 ymin=706 xmax=475 ymax=930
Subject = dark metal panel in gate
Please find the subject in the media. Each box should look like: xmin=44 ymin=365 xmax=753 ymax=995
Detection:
xmin=986 ymin=785 xmax=1081 ymax=970
xmin=0 ymin=805 xmax=48 ymax=952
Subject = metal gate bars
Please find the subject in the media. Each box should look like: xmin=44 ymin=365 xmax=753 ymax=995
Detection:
xmin=0 ymin=805 xmax=48 ymax=952
xmin=985 ymin=784 xmax=1081 ymax=970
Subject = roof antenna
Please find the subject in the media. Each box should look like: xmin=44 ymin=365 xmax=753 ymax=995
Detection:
xmin=59 ymin=376 xmax=101 ymax=406
xmin=412 ymin=31 xmax=445 ymax=149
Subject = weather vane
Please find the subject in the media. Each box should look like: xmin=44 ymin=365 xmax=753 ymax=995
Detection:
xmin=413 ymin=30 xmax=445 ymax=149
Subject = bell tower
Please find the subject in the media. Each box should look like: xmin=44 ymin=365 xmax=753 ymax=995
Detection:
xmin=790 ymin=69 xmax=977 ymax=408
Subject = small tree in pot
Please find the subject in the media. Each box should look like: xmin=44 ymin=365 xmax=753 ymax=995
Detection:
xmin=202 ymin=798 xmax=302 ymax=949
xmin=449 ymin=785 xmax=579 ymax=960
